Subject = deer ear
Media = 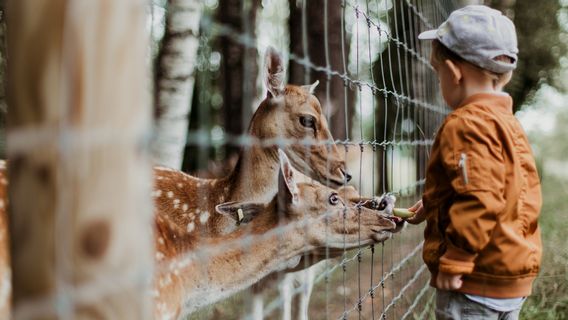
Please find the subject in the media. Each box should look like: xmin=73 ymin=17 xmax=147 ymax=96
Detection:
xmin=301 ymin=80 xmax=319 ymax=95
xmin=215 ymin=201 xmax=264 ymax=225
xmin=277 ymin=149 xmax=299 ymax=205
xmin=264 ymin=46 xmax=285 ymax=98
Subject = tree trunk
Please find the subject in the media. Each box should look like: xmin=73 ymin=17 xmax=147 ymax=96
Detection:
xmin=6 ymin=0 xmax=154 ymax=318
xmin=152 ymin=0 xmax=202 ymax=169
xmin=217 ymin=0 xmax=260 ymax=159
xmin=288 ymin=0 xmax=353 ymax=140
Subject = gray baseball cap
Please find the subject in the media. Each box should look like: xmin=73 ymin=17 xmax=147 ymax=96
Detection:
xmin=418 ymin=5 xmax=518 ymax=74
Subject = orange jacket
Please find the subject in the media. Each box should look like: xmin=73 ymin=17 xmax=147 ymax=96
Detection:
xmin=422 ymin=93 xmax=542 ymax=298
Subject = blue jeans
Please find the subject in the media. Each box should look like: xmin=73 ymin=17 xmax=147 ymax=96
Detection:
xmin=435 ymin=290 xmax=522 ymax=320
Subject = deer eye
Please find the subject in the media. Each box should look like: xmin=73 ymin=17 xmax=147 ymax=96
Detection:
xmin=329 ymin=193 xmax=340 ymax=206
xmin=299 ymin=115 xmax=316 ymax=129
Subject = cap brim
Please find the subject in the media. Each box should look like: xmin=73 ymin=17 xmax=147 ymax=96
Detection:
xmin=418 ymin=29 xmax=438 ymax=40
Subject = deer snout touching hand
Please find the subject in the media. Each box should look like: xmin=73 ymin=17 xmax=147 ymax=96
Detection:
xmin=153 ymin=150 xmax=399 ymax=319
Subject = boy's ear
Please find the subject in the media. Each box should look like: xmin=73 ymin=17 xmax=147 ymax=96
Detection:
xmin=445 ymin=59 xmax=462 ymax=84
xmin=215 ymin=201 xmax=264 ymax=225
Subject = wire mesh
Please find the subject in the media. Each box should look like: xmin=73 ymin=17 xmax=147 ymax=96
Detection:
xmin=1 ymin=0 xmax=457 ymax=318
xmin=156 ymin=0 xmax=457 ymax=319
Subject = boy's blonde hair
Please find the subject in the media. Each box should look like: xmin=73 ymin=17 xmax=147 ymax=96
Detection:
xmin=431 ymin=39 xmax=513 ymax=87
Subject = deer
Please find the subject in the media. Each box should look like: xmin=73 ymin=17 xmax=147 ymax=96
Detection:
xmin=0 ymin=47 xmax=400 ymax=318
xmin=152 ymin=46 xmax=403 ymax=318
xmin=152 ymin=46 xmax=353 ymax=240
xmin=0 ymin=155 xmax=398 ymax=320
xmin=153 ymin=150 xmax=400 ymax=319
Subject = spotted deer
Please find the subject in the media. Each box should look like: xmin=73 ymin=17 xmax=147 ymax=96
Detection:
xmin=152 ymin=46 xmax=351 ymax=240
xmin=0 ymin=47 xmax=394 ymax=318
xmin=153 ymin=150 xmax=399 ymax=319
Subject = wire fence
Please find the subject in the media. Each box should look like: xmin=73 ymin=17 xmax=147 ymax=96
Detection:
xmin=1 ymin=0 xmax=456 ymax=319
xmin=164 ymin=0 xmax=457 ymax=319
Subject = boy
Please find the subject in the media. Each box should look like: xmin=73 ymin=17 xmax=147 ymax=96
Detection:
xmin=406 ymin=5 xmax=542 ymax=320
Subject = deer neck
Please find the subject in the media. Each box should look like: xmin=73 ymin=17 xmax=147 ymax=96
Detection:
xmin=226 ymin=145 xmax=279 ymax=203
xmin=159 ymin=201 xmax=309 ymax=318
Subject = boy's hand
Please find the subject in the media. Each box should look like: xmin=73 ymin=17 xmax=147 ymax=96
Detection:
xmin=436 ymin=271 xmax=463 ymax=290
xmin=406 ymin=200 xmax=426 ymax=224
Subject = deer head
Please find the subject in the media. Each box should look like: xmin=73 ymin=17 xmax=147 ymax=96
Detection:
xmin=216 ymin=150 xmax=398 ymax=249
xmin=248 ymin=47 xmax=350 ymax=188
xmin=154 ymin=152 xmax=398 ymax=318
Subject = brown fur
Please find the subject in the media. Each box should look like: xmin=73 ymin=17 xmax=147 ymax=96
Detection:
xmin=152 ymin=152 xmax=399 ymax=318
xmin=0 ymin=161 xmax=10 ymax=319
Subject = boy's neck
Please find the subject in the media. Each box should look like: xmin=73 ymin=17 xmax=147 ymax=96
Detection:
xmin=458 ymin=65 xmax=509 ymax=107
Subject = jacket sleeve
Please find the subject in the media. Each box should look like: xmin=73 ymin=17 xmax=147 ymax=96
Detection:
xmin=437 ymin=115 xmax=506 ymax=275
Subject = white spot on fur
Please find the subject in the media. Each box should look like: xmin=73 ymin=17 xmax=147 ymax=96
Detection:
xmin=167 ymin=191 xmax=173 ymax=198
xmin=0 ymin=200 xmax=4 ymax=209
xmin=173 ymin=198 xmax=180 ymax=209
xmin=182 ymin=203 xmax=188 ymax=212
xmin=199 ymin=211 xmax=210 ymax=224
xmin=156 ymin=176 xmax=164 ymax=180
xmin=177 ymin=183 xmax=183 ymax=188
xmin=0 ymin=270 xmax=10 ymax=312
xmin=158 ymin=237 xmax=165 ymax=245
xmin=153 ymin=190 xmax=162 ymax=197
xmin=187 ymin=222 xmax=195 ymax=233
xmin=156 ymin=252 xmax=164 ymax=261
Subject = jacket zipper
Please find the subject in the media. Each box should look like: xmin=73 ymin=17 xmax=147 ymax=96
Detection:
xmin=459 ymin=153 xmax=469 ymax=185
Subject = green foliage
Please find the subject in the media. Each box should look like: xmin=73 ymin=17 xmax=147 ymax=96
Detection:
xmin=488 ymin=0 xmax=568 ymax=111
xmin=520 ymin=175 xmax=568 ymax=319
xmin=518 ymin=99 xmax=568 ymax=319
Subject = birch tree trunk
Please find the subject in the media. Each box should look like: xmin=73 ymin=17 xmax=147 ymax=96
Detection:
xmin=6 ymin=0 xmax=154 ymax=318
xmin=152 ymin=0 xmax=202 ymax=169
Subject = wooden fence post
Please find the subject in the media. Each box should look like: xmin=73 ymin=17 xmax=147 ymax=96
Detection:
xmin=6 ymin=0 xmax=154 ymax=318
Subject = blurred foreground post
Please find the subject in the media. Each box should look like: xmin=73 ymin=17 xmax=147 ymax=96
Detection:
xmin=6 ymin=0 xmax=154 ymax=318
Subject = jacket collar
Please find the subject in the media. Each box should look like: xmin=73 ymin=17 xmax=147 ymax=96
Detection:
xmin=457 ymin=92 xmax=513 ymax=114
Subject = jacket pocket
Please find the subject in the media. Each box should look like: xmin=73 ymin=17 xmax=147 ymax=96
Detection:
xmin=458 ymin=153 xmax=469 ymax=185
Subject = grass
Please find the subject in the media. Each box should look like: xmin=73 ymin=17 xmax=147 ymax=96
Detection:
xmin=520 ymin=170 xmax=568 ymax=320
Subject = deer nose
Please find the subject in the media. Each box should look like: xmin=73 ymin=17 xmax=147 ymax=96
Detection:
xmin=340 ymin=168 xmax=352 ymax=182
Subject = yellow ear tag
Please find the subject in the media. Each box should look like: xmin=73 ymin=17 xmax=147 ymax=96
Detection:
xmin=237 ymin=208 xmax=244 ymax=223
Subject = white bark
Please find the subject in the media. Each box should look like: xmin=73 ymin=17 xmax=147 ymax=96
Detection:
xmin=152 ymin=0 xmax=202 ymax=169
